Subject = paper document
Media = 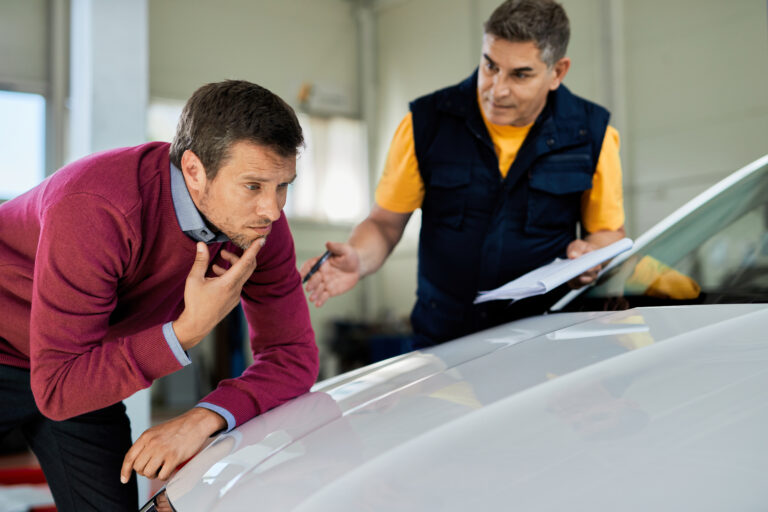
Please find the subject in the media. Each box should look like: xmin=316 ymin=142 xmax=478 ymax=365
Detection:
xmin=474 ymin=237 xmax=633 ymax=304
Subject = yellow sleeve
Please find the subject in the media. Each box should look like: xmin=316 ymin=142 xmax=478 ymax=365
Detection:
xmin=581 ymin=125 xmax=625 ymax=232
xmin=374 ymin=113 xmax=425 ymax=213
xmin=627 ymin=255 xmax=701 ymax=300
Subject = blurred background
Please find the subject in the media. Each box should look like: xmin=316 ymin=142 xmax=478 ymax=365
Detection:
xmin=1 ymin=0 xmax=767 ymax=502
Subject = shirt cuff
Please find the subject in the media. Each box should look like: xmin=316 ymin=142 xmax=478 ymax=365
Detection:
xmin=162 ymin=322 xmax=191 ymax=366
xmin=196 ymin=402 xmax=236 ymax=433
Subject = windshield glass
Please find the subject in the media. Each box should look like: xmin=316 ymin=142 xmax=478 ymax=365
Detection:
xmin=563 ymin=161 xmax=768 ymax=312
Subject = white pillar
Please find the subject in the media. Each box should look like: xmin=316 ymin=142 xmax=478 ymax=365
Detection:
xmin=602 ymin=0 xmax=634 ymax=236
xmin=356 ymin=2 xmax=378 ymax=319
xmin=69 ymin=0 xmax=148 ymax=160
xmin=69 ymin=0 xmax=151 ymax=503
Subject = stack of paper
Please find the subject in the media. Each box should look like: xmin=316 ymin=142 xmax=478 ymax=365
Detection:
xmin=474 ymin=238 xmax=633 ymax=304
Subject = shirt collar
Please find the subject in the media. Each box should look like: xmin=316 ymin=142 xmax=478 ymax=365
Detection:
xmin=169 ymin=163 xmax=229 ymax=244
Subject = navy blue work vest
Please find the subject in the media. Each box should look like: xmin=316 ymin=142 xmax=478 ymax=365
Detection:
xmin=409 ymin=70 xmax=609 ymax=347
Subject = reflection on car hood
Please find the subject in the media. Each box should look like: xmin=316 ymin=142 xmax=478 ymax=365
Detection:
xmin=165 ymin=304 xmax=768 ymax=511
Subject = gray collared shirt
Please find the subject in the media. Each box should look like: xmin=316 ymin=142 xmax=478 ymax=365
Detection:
xmin=169 ymin=163 xmax=229 ymax=244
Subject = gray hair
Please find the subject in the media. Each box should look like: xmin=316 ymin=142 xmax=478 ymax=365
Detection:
xmin=483 ymin=0 xmax=570 ymax=68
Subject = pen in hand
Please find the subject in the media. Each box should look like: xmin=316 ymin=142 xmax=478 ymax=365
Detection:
xmin=302 ymin=250 xmax=332 ymax=284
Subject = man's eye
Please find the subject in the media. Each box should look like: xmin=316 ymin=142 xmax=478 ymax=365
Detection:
xmin=245 ymin=184 xmax=259 ymax=191
xmin=514 ymin=72 xmax=529 ymax=79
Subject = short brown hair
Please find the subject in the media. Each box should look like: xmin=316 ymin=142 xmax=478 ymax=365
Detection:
xmin=170 ymin=80 xmax=304 ymax=179
xmin=484 ymin=0 xmax=570 ymax=67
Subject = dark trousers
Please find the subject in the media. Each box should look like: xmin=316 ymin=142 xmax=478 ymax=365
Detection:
xmin=0 ymin=364 xmax=138 ymax=511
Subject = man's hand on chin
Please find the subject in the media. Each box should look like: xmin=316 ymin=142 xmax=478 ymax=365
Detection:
xmin=120 ymin=407 xmax=227 ymax=483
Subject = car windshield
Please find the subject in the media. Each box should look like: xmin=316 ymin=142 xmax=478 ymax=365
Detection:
xmin=563 ymin=160 xmax=768 ymax=312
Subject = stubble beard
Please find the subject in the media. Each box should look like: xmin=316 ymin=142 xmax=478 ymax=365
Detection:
xmin=198 ymin=189 xmax=266 ymax=250
xmin=230 ymin=233 xmax=267 ymax=251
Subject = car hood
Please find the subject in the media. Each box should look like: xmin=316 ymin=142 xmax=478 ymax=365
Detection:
xmin=165 ymin=304 xmax=768 ymax=511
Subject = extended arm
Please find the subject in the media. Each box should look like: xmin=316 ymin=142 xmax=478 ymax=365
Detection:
xmin=301 ymin=204 xmax=411 ymax=307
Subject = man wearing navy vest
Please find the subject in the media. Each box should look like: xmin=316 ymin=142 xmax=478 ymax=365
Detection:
xmin=302 ymin=0 xmax=626 ymax=348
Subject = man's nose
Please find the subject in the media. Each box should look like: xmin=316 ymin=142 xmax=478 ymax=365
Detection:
xmin=492 ymin=75 xmax=510 ymax=97
xmin=257 ymin=193 xmax=282 ymax=223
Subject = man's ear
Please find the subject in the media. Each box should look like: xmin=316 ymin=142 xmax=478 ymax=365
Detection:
xmin=549 ymin=57 xmax=571 ymax=91
xmin=180 ymin=150 xmax=207 ymax=196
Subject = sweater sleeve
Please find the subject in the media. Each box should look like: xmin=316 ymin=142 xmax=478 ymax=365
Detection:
xmin=29 ymin=193 xmax=183 ymax=421
xmin=199 ymin=213 xmax=319 ymax=428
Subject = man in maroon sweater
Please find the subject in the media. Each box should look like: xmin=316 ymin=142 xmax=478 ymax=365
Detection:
xmin=0 ymin=80 xmax=318 ymax=510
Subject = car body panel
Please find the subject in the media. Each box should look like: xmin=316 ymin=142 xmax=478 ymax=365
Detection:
xmin=163 ymin=303 xmax=768 ymax=511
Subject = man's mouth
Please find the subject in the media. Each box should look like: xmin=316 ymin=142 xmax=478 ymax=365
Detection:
xmin=249 ymin=225 xmax=272 ymax=236
xmin=490 ymin=100 xmax=515 ymax=110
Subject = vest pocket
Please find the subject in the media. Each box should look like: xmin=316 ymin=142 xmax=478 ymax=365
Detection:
xmin=525 ymin=157 xmax=594 ymax=232
xmin=423 ymin=163 xmax=472 ymax=230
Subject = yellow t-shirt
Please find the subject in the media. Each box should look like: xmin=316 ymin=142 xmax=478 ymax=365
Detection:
xmin=375 ymin=99 xmax=625 ymax=233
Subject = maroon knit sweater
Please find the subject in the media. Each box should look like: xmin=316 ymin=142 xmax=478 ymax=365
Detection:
xmin=0 ymin=142 xmax=318 ymax=426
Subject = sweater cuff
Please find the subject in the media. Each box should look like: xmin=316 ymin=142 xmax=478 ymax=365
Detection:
xmin=196 ymin=402 xmax=235 ymax=433
xmin=200 ymin=387 xmax=260 ymax=429
xmin=161 ymin=322 xmax=191 ymax=366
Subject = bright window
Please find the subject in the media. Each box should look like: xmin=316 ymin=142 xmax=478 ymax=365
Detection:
xmin=147 ymin=98 xmax=186 ymax=142
xmin=288 ymin=114 xmax=369 ymax=223
xmin=0 ymin=90 xmax=46 ymax=199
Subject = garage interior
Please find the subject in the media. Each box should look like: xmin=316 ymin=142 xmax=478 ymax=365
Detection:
xmin=1 ymin=0 xmax=766 ymax=508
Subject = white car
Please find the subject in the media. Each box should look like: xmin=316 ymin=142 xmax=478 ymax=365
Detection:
xmin=141 ymin=155 xmax=768 ymax=511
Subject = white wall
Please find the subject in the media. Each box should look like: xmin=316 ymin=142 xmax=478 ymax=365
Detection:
xmin=149 ymin=0 xmax=359 ymax=115
xmin=0 ymin=0 xmax=48 ymax=91
xmin=623 ymin=0 xmax=768 ymax=232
